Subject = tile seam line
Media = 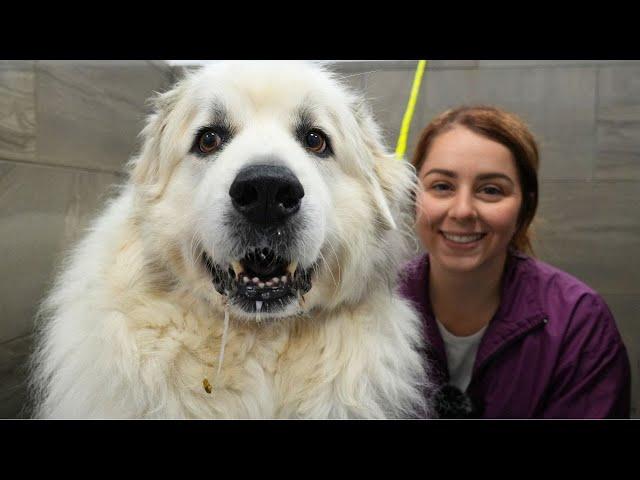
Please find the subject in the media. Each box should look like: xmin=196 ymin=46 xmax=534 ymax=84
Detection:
xmin=0 ymin=158 xmax=128 ymax=176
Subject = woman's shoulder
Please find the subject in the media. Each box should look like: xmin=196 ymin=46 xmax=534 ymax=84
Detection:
xmin=400 ymin=253 xmax=428 ymax=280
xmin=397 ymin=253 xmax=428 ymax=303
xmin=513 ymin=253 xmax=621 ymax=347
xmin=513 ymin=252 xmax=601 ymax=302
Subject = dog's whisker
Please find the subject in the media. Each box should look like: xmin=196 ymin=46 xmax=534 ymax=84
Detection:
xmin=324 ymin=237 xmax=342 ymax=287
xmin=189 ymin=231 xmax=203 ymax=267
xmin=319 ymin=251 xmax=335 ymax=289
xmin=335 ymin=69 xmax=381 ymax=81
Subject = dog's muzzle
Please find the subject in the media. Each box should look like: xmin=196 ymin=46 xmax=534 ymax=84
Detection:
xmin=203 ymin=248 xmax=312 ymax=314
xmin=202 ymin=164 xmax=314 ymax=315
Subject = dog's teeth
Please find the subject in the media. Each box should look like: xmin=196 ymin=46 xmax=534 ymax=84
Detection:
xmin=252 ymin=277 xmax=260 ymax=284
xmin=243 ymin=276 xmax=250 ymax=284
xmin=231 ymin=261 xmax=243 ymax=276
xmin=281 ymin=275 xmax=288 ymax=283
xmin=272 ymin=277 xmax=280 ymax=284
xmin=286 ymin=261 xmax=298 ymax=275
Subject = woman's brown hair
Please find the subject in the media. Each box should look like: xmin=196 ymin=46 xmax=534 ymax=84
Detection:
xmin=411 ymin=105 xmax=540 ymax=254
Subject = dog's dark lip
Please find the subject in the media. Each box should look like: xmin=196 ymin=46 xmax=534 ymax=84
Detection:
xmin=202 ymin=250 xmax=313 ymax=314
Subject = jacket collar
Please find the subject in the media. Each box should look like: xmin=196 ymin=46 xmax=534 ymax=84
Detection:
xmin=418 ymin=250 xmax=548 ymax=382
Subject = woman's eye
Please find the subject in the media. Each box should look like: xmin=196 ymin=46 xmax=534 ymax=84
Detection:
xmin=304 ymin=130 xmax=328 ymax=154
xmin=480 ymin=186 xmax=503 ymax=196
xmin=198 ymin=130 xmax=222 ymax=154
xmin=431 ymin=183 xmax=452 ymax=192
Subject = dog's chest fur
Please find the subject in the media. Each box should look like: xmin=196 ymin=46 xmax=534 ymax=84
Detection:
xmin=126 ymin=291 xmax=414 ymax=419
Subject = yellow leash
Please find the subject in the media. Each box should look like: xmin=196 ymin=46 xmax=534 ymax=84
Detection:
xmin=395 ymin=60 xmax=427 ymax=160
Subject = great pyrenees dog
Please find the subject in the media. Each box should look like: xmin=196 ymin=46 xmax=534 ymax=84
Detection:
xmin=30 ymin=61 xmax=430 ymax=419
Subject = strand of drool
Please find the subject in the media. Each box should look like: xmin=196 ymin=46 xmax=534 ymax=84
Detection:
xmin=216 ymin=303 xmax=230 ymax=380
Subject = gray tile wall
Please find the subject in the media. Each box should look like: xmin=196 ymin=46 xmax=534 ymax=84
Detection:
xmin=0 ymin=60 xmax=174 ymax=418
xmin=332 ymin=60 xmax=640 ymax=418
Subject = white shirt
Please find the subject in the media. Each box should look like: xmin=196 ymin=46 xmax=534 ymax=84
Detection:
xmin=436 ymin=319 xmax=488 ymax=392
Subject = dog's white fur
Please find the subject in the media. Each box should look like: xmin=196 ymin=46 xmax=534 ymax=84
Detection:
xmin=30 ymin=61 xmax=430 ymax=419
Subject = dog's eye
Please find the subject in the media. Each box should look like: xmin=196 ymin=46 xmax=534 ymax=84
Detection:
xmin=198 ymin=130 xmax=222 ymax=154
xmin=304 ymin=130 xmax=327 ymax=154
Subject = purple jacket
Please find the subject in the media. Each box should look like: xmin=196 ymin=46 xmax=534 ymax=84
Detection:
xmin=398 ymin=251 xmax=631 ymax=419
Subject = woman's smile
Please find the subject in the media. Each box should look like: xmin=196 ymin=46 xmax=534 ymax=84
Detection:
xmin=440 ymin=231 xmax=488 ymax=249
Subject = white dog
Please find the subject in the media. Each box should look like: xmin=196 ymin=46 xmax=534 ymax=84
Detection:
xmin=30 ymin=61 xmax=430 ymax=419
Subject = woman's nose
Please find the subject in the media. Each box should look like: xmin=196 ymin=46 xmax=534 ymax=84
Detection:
xmin=449 ymin=190 xmax=476 ymax=221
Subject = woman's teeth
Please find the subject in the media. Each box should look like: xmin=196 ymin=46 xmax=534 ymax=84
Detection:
xmin=442 ymin=232 xmax=485 ymax=244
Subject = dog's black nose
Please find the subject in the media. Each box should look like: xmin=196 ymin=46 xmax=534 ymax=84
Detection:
xmin=229 ymin=164 xmax=304 ymax=225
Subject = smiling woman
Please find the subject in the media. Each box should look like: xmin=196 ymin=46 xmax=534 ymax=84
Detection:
xmin=399 ymin=105 xmax=631 ymax=419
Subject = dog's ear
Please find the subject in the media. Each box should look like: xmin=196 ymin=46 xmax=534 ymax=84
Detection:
xmin=130 ymin=82 xmax=186 ymax=198
xmin=369 ymin=166 xmax=398 ymax=231
xmin=351 ymin=99 xmax=417 ymax=233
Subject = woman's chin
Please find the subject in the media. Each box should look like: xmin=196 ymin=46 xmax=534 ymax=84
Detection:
xmin=430 ymin=246 xmax=509 ymax=276
xmin=436 ymin=255 xmax=484 ymax=273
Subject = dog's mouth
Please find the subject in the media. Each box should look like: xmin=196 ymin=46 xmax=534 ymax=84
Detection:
xmin=203 ymin=248 xmax=313 ymax=314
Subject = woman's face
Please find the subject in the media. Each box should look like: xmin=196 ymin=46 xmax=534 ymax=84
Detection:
xmin=416 ymin=126 xmax=522 ymax=274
